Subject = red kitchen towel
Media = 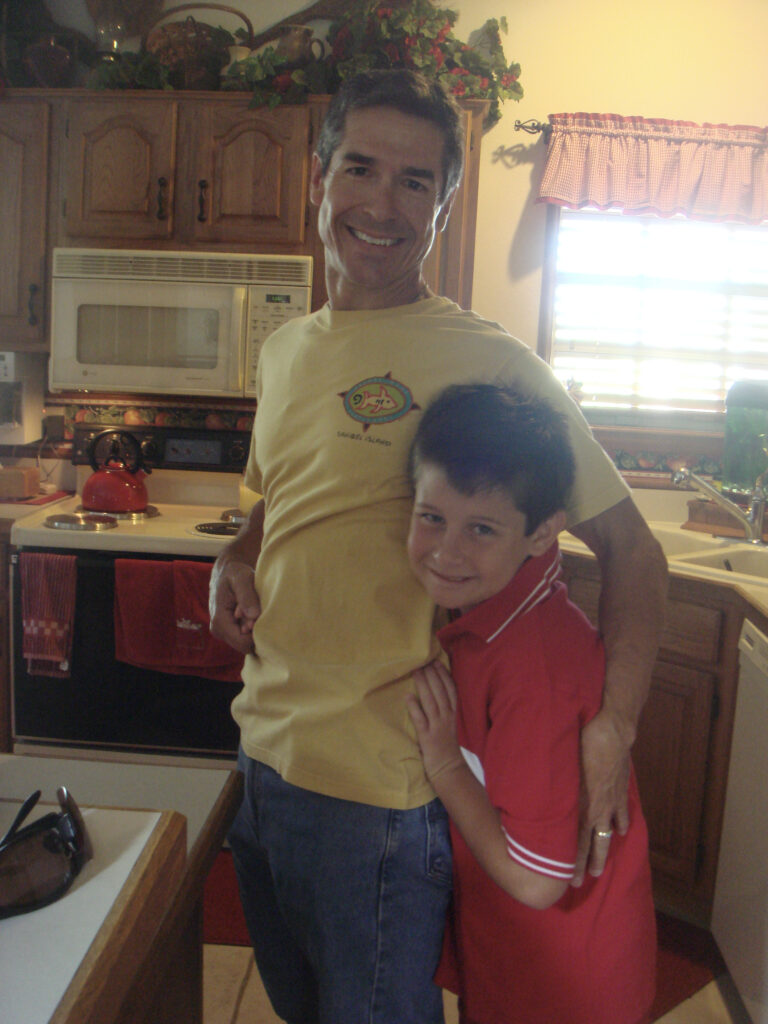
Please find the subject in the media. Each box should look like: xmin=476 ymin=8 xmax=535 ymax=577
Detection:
xmin=20 ymin=552 xmax=77 ymax=678
xmin=114 ymin=559 xmax=244 ymax=682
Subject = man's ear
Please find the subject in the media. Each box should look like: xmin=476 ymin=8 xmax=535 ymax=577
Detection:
xmin=435 ymin=188 xmax=457 ymax=233
xmin=527 ymin=509 xmax=567 ymax=556
xmin=309 ymin=152 xmax=325 ymax=208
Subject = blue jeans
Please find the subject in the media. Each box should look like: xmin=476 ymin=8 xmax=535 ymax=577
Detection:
xmin=228 ymin=754 xmax=452 ymax=1024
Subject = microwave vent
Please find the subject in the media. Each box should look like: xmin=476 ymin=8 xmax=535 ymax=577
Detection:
xmin=52 ymin=248 xmax=312 ymax=287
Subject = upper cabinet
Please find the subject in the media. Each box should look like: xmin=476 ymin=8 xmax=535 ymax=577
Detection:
xmin=59 ymin=94 xmax=310 ymax=247
xmin=60 ymin=97 xmax=178 ymax=241
xmin=0 ymin=99 xmax=49 ymax=349
xmin=180 ymin=100 xmax=310 ymax=245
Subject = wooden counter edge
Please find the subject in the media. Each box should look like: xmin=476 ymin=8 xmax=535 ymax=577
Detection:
xmin=49 ymin=808 xmax=187 ymax=1024
xmin=109 ymin=768 xmax=244 ymax=1024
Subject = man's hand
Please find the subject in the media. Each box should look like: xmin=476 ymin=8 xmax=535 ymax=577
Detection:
xmin=209 ymin=558 xmax=261 ymax=654
xmin=569 ymin=497 xmax=667 ymax=886
xmin=571 ymin=709 xmax=631 ymax=886
xmin=208 ymin=498 xmax=265 ymax=655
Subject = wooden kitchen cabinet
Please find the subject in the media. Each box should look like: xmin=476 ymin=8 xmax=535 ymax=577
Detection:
xmin=561 ymin=553 xmax=744 ymax=925
xmin=423 ymin=99 xmax=487 ymax=307
xmin=59 ymin=94 xmax=310 ymax=247
xmin=0 ymin=99 xmax=49 ymax=348
xmin=60 ymin=97 xmax=178 ymax=241
xmin=0 ymin=523 xmax=12 ymax=752
xmin=178 ymin=100 xmax=310 ymax=246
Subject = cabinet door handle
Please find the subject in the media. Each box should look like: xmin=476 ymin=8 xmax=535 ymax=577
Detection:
xmin=27 ymin=283 xmax=39 ymax=326
xmin=157 ymin=177 xmax=168 ymax=220
xmin=197 ymin=179 xmax=208 ymax=222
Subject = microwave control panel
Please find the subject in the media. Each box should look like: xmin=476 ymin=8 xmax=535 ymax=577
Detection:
xmin=244 ymin=284 xmax=312 ymax=396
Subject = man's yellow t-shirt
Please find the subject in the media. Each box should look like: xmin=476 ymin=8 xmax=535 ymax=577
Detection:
xmin=234 ymin=297 xmax=629 ymax=809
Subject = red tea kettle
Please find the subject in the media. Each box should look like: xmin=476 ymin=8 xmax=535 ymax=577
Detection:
xmin=81 ymin=430 xmax=151 ymax=513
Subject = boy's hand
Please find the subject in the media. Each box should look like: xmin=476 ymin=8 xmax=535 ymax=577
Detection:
xmin=407 ymin=660 xmax=464 ymax=782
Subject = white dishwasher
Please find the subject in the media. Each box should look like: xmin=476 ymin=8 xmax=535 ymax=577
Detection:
xmin=712 ymin=618 xmax=768 ymax=1023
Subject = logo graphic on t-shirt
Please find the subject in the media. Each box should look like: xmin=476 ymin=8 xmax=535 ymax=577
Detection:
xmin=339 ymin=373 xmax=419 ymax=430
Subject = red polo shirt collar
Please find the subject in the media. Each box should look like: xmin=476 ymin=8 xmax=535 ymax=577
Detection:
xmin=437 ymin=543 xmax=562 ymax=646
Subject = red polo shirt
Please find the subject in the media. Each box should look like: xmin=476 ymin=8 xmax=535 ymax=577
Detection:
xmin=436 ymin=544 xmax=656 ymax=1024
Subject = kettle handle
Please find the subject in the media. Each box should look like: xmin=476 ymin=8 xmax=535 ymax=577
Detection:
xmin=88 ymin=429 xmax=147 ymax=475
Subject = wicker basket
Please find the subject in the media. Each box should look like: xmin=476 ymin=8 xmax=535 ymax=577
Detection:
xmin=144 ymin=3 xmax=254 ymax=90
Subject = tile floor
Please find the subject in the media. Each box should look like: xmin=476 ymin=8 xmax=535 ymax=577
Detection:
xmin=202 ymin=944 xmax=754 ymax=1024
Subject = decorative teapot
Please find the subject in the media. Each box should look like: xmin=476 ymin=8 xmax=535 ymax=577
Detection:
xmin=81 ymin=430 xmax=150 ymax=513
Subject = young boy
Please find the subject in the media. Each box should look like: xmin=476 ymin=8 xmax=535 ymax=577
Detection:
xmin=406 ymin=383 xmax=656 ymax=1024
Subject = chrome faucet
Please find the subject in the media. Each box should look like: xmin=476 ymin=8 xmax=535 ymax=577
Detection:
xmin=671 ymin=468 xmax=766 ymax=545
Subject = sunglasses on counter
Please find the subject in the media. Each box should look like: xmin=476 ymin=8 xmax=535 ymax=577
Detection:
xmin=0 ymin=786 xmax=93 ymax=920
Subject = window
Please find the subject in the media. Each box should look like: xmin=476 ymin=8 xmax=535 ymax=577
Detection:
xmin=546 ymin=209 xmax=768 ymax=428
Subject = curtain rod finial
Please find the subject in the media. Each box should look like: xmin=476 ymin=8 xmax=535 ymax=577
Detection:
xmin=514 ymin=119 xmax=552 ymax=141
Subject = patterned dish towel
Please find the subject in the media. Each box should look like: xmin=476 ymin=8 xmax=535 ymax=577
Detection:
xmin=20 ymin=552 xmax=77 ymax=678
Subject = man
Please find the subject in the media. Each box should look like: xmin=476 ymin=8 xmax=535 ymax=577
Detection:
xmin=210 ymin=69 xmax=668 ymax=1024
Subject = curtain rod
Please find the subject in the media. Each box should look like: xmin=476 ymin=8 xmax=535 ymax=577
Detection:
xmin=513 ymin=119 xmax=552 ymax=141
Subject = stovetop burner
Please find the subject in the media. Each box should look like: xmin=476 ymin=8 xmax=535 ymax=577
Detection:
xmin=45 ymin=512 xmax=119 ymax=532
xmin=74 ymin=504 xmax=161 ymax=522
xmin=193 ymin=508 xmax=247 ymax=536
xmin=194 ymin=521 xmax=240 ymax=536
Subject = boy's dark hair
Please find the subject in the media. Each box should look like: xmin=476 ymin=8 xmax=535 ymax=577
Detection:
xmin=315 ymin=69 xmax=464 ymax=201
xmin=409 ymin=384 xmax=575 ymax=535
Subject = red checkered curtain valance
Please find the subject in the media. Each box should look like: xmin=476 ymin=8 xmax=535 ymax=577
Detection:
xmin=537 ymin=112 xmax=768 ymax=223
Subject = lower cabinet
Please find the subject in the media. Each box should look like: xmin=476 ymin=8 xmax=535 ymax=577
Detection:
xmin=561 ymin=552 xmax=745 ymax=925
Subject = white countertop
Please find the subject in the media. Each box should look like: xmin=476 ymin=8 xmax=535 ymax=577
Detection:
xmin=0 ymin=753 xmax=235 ymax=853
xmin=0 ymin=800 xmax=162 ymax=1024
xmin=560 ymin=522 xmax=768 ymax=618
xmin=0 ymin=493 xmax=73 ymax=522
xmin=0 ymin=754 xmax=239 ymax=1024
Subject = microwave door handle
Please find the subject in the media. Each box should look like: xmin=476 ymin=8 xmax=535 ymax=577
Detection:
xmin=231 ymin=287 xmax=247 ymax=394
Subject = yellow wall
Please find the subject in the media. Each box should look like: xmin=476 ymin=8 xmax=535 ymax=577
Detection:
xmin=462 ymin=0 xmax=768 ymax=349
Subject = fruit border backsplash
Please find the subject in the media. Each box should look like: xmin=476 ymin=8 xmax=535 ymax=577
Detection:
xmin=61 ymin=401 xmax=254 ymax=438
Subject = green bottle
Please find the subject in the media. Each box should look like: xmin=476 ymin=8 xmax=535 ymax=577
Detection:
xmin=723 ymin=381 xmax=768 ymax=504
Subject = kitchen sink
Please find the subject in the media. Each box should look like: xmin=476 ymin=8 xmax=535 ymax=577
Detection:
xmin=647 ymin=524 xmax=737 ymax=558
xmin=562 ymin=520 xmax=768 ymax=589
xmin=560 ymin=522 xmax=734 ymax=560
xmin=675 ymin=545 xmax=768 ymax=580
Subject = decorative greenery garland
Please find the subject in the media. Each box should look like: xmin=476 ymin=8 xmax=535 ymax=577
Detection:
xmin=223 ymin=0 xmax=523 ymax=129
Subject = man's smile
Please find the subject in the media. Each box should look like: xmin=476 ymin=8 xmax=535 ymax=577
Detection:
xmin=348 ymin=226 xmax=401 ymax=247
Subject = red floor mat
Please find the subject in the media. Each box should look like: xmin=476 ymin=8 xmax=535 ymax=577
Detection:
xmin=203 ymin=852 xmax=726 ymax=1018
xmin=203 ymin=849 xmax=250 ymax=946
xmin=650 ymin=911 xmax=726 ymax=1019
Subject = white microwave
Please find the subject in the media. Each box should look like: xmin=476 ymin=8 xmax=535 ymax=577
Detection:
xmin=49 ymin=248 xmax=312 ymax=397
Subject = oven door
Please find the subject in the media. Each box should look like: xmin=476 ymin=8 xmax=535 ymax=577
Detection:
xmin=11 ymin=549 xmax=241 ymax=760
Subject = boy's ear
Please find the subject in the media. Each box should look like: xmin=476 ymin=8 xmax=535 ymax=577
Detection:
xmin=527 ymin=509 xmax=567 ymax=556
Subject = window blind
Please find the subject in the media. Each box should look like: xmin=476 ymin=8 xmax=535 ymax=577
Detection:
xmin=550 ymin=210 xmax=768 ymax=417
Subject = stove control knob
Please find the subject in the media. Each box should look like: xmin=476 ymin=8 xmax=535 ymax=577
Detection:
xmin=140 ymin=436 xmax=160 ymax=463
